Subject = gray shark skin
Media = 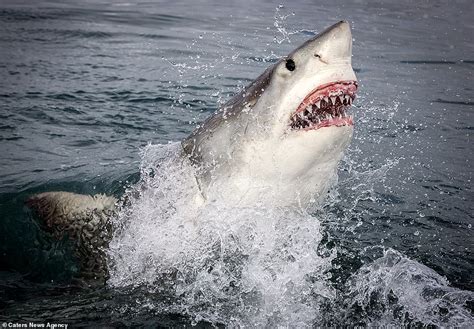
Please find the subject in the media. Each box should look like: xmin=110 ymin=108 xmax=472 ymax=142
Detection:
xmin=27 ymin=21 xmax=358 ymax=280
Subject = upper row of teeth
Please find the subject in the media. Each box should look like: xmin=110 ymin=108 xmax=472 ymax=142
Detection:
xmin=310 ymin=94 xmax=353 ymax=109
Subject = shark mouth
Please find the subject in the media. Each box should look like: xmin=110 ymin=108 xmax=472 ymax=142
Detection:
xmin=290 ymin=81 xmax=358 ymax=131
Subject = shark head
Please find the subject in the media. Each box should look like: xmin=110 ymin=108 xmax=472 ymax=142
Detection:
xmin=183 ymin=21 xmax=358 ymax=207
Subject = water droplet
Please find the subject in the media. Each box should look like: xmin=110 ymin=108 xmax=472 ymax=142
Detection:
xmin=414 ymin=230 xmax=420 ymax=236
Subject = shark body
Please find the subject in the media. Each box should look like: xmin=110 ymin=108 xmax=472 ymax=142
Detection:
xmin=27 ymin=21 xmax=358 ymax=279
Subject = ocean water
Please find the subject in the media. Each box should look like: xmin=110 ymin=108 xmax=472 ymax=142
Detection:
xmin=0 ymin=0 xmax=473 ymax=327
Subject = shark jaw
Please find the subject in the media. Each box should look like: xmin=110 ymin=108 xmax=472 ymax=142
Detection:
xmin=290 ymin=80 xmax=357 ymax=131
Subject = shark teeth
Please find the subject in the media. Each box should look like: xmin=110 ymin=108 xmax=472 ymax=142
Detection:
xmin=290 ymin=87 xmax=356 ymax=130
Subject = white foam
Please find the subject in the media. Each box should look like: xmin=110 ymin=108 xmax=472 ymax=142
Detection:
xmin=107 ymin=142 xmax=335 ymax=326
xmin=343 ymin=248 xmax=474 ymax=327
xmin=107 ymin=138 xmax=473 ymax=327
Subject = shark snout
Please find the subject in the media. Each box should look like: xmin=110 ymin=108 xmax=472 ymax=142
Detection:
xmin=308 ymin=20 xmax=353 ymax=62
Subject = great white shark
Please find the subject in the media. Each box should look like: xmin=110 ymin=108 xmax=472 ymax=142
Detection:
xmin=27 ymin=21 xmax=358 ymax=279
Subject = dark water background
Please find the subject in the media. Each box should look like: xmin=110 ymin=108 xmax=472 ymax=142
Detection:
xmin=0 ymin=0 xmax=472 ymax=327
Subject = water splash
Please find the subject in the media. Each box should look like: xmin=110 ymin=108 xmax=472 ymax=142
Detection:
xmin=107 ymin=142 xmax=335 ymax=326
xmin=273 ymin=5 xmax=297 ymax=44
xmin=106 ymin=138 xmax=473 ymax=326
xmin=342 ymin=248 xmax=474 ymax=327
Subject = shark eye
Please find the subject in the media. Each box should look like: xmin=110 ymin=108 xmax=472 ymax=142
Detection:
xmin=285 ymin=59 xmax=296 ymax=71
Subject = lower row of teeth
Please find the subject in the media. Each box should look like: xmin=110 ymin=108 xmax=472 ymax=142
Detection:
xmin=298 ymin=110 xmax=346 ymax=119
xmin=294 ymin=113 xmax=348 ymax=126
